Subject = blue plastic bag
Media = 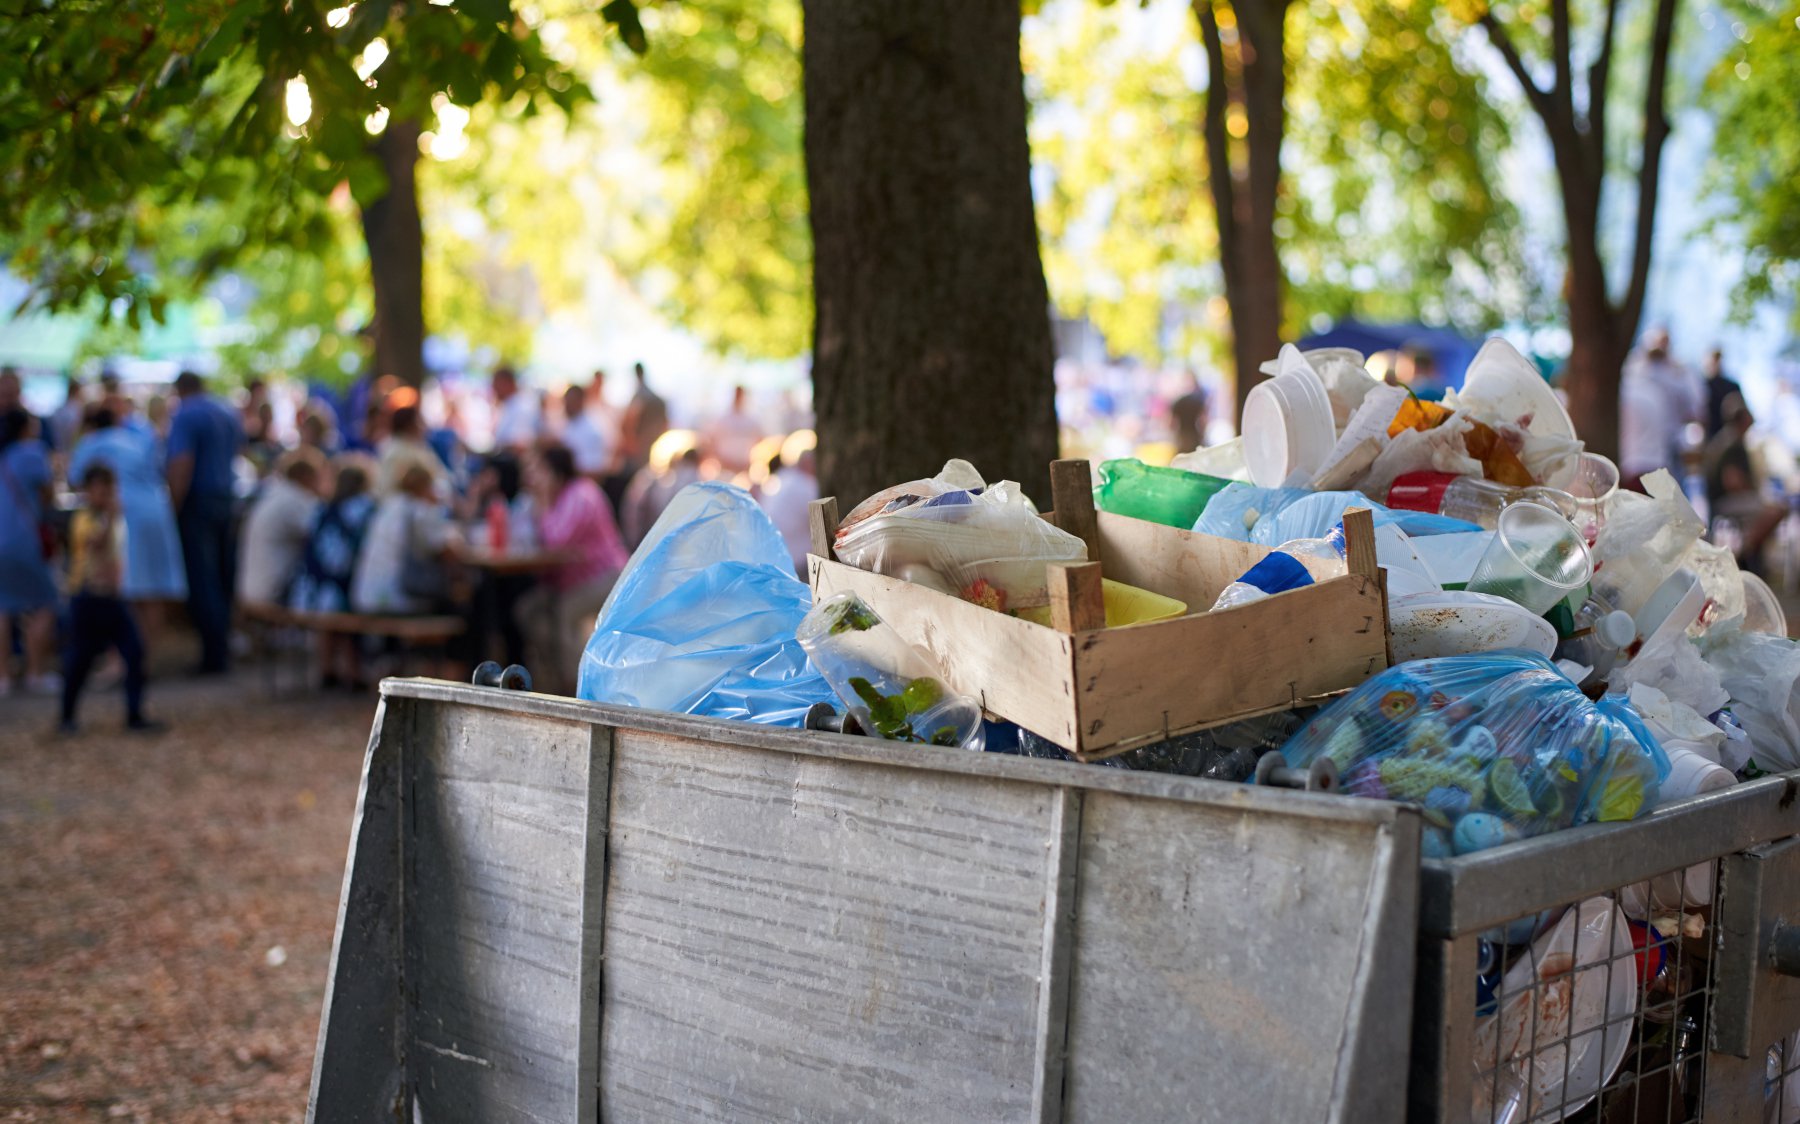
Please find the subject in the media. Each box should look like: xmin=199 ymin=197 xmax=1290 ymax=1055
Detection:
xmin=577 ymin=482 xmax=832 ymax=725
xmin=1276 ymin=652 xmax=1670 ymax=856
xmin=1193 ymin=483 xmax=1479 ymax=544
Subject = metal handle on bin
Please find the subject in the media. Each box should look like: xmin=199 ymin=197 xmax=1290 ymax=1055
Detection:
xmin=471 ymin=661 xmax=533 ymax=692
xmin=804 ymin=702 xmax=869 ymax=738
xmin=1255 ymin=754 xmax=1339 ymax=793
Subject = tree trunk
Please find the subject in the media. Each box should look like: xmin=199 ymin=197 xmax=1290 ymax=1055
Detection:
xmin=1196 ymin=0 xmax=1291 ymax=429
xmin=803 ymin=0 xmax=1058 ymax=509
xmin=359 ymin=120 xmax=427 ymax=387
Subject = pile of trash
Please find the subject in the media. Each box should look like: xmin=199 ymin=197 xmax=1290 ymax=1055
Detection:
xmin=574 ymin=337 xmax=1799 ymax=1119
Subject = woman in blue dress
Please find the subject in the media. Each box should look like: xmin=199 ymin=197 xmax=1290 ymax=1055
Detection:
xmin=69 ymin=406 xmax=188 ymax=602
xmin=0 ymin=408 xmax=59 ymax=693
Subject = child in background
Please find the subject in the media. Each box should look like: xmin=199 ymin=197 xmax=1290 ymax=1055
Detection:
xmin=61 ymin=464 xmax=161 ymax=734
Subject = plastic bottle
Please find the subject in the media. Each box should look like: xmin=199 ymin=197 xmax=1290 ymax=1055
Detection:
xmin=1386 ymin=471 xmax=1578 ymax=529
xmin=1210 ymin=525 xmax=1347 ymax=611
xmin=1553 ymin=602 xmax=1636 ymax=688
xmin=485 ymin=497 xmax=510 ymax=552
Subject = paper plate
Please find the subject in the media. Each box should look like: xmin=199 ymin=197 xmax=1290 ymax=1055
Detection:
xmin=1389 ymin=591 xmax=1557 ymax=662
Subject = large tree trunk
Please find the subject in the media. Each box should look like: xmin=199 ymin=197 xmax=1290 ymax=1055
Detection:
xmin=1197 ymin=0 xmax=1291 ymax=429
xmin=360 ymin=120 xmax=427 ymax=387
xmin=803 ymin=0 xmax=1058 ymax=509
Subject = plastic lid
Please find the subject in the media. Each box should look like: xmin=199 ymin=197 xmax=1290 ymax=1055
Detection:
xmin=1242 ymin=345 xmax=1337 ymax=487
xmin=1595 ymin=610 xmax=1636 ymax=650
xmin=1387 ymin=471 xmax=1459 ymax=515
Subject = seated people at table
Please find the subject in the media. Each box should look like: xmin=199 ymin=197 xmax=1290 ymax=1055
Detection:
xmin=238 ymin=450 xmax=324 ymax=607
xmin=375 ymin=404 xmax=449 ymax=499
xmin=289 ymin=456 xmax=378 ymax=688
xmin=514 ymin=444 xmax=629 ymax=683
xmin=69 ymin=405 xmax=188 ymax=605
xmin=352 ymin=464 xmax=461 ymax=615
xmin=464 ymin=452 xmax=531 ymax=666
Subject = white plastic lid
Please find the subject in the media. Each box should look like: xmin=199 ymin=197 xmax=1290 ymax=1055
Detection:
xmin=1595 ymin=610 xmax=1636 ymax=650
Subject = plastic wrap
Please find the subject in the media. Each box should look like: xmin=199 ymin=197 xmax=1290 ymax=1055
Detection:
xmin=834 ymin=460 xmax=1086 ymax=611
xmin=1193 ymin=482 xmax=1479 ymax=544
xmin=1590 ymin=470 xmax=1705 ymax=617
xmin=1701 ymin=625 xmax=1800 ymax=773
xmin=795 ymin=592 xmax=984 ymax=749
xmin=577 ymin=482 xmax=832 ymax=725
xmin=1277 ymin=653 xmax=1669 ymax=856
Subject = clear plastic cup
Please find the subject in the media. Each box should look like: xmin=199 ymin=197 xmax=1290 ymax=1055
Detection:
xmin=1563 ymin=453 xmax=1620 ymax=545
xmin=1465 ymin=501 xmax=1593 ymax=614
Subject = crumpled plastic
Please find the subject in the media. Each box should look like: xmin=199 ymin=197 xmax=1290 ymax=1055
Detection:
xmin=1699 ymin=624 xmax=1800 ymax=773
xmin=1680 ymin=538 xmax=1747 ymax=632
xmin=1276 ymin=652 xmax=1669 ymax=856
xmin=577 ymin=482 xmax=832 ymax=725
xmin=1627 ymin=683 xmax=1727 ymax=764
xmin=1611 ymin=631 xmax=1729 ymax=718
xmin=1590 ymin=470 xmax=1705 ymax=616
xmin=1192 ymin=482 xmax=1479 ymax=545
xmin=1359 ymin=411 xmax=1484 ymax=500
xmin=834 ymin=459 xmax=1085 ymax=611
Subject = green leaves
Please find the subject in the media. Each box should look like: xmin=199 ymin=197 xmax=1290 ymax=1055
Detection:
xmin=603 ymin=0 xmax=649 ymax=55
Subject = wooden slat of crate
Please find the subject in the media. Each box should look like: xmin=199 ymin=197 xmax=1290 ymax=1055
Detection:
xmin=1068 ymin=572 xmax=1388 ymax=754
xmin=809 ymin=557 xmax=1083 ymax=747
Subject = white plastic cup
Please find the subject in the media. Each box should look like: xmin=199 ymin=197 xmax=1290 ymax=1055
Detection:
xmin=1242 ymin=346 xmax=1337 ymax=488
xmin=1465 ymin=501 xmax=1594 ymax=614
xmin=1662 ymin=746 xmax=1734 ymax=799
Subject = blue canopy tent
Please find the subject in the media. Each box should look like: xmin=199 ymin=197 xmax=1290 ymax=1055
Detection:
xmin=1296 ymin=320 xmax=1484 ymax=393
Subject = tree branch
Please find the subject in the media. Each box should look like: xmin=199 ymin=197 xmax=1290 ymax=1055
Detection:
xmin=1587 ymin=0 xmax=1620 ymax=148
xmin=1617 ymin=0 xmax=1679 ymax=345
xmin=1478 ymin=10 xmax=1554 ymax=126
xmin=1551 ymin=0 xmax=1573 ymax=118
xmin=1195 ymin=0 xmax=1240 ymax=290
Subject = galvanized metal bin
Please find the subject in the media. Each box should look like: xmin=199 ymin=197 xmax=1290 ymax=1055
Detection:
xmin=1409 ymin=776 xmax=1800 ymax=1123
xmin=307 ymin=680 xmax=1421 ymax=1123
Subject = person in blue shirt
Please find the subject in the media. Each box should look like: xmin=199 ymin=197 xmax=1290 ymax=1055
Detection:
xmin=165 ymin=371 xmax=245 ymax=674
xmin=70 ymin=405 xmax=188 ymax=603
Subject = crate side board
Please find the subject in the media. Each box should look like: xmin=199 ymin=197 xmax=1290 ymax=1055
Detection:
xmin=1070 ymin=572 xmax=1389 ymax=758
xmin=810 ymin=555 xmax=1082 ymax=746
xmin=1092 ymin=509 xmax=1271 ymax=609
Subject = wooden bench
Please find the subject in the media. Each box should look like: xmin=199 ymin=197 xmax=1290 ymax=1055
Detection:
xmin=240 ymin=602 xmax=466 ymax=693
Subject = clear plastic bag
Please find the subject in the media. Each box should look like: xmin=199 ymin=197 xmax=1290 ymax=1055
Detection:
xmin=833 ymin=460 xmax=1086 ymax=611
xmin=577 ymin=482 xmax=832 ymax=725
xmin=1700 ymin=625 xmax=1800 ymax=773
xmin=1192 ymin=482 xmax=1478 ymax=544
xmin=1277 ymin=653 xmax=1669 ymax=856
xmin=795 ymin=592 xmax=984 ymax=750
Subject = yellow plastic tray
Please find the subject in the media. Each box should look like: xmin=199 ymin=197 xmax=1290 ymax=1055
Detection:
xmin=1017 ymin=579 xmax=1188 ymax=628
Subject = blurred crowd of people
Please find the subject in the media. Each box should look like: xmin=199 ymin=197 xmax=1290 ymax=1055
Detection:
xmin=0 ymin=361 xmax=818 ymax=715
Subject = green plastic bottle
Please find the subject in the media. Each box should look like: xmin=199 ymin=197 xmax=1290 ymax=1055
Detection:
xmin=1093 ymin=458 xmax=1232 ymax=530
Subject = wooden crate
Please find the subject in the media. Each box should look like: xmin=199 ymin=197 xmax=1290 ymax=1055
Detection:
xmin=807 ymin=460 xmax=1390 ymax=760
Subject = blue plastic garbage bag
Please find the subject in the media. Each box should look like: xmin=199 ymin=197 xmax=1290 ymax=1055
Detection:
xmin=1193 ymin=483 xmax=1478 ymax=544
xmin=1274 ymin=652 xmax=1670 ymax=856
xmin=577 ymin=482 xmax=832 ymax=725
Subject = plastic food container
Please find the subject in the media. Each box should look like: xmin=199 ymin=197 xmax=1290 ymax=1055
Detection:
xmin=1388 ymin=590 xmax=1558 ymax=662
xmin=1456 ymin=337 xmax=1576 ymax=439
xmin=1466 ymin=501 xmax=1593 ymax=614
xmin=1633 ymin=568 xmax=1705 ymax=653
xmin=1242 ymin=345 xmax=1337 ymax=488
xmin=1016 ymin=579 xmax=1187 ymax=629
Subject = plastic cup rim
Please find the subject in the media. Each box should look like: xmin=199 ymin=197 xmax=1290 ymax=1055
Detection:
xmin=1494 ymin=500 xmax=1592 ymax=592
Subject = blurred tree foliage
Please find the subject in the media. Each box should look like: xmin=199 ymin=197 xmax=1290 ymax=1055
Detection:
xmin=1704 ymin=0 xmax=1800 ymax=324
xmin=0 ymin=0 xmax=637 ymax=381
xmin=1028 ymin=0 xmax=1532 ymax=376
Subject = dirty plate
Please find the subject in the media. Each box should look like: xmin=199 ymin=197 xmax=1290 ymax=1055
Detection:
xmin=1389 ymin=591 xmax=1556 ymax=662
xmin=1471 ymin=897 xmax=1636 ymax=1122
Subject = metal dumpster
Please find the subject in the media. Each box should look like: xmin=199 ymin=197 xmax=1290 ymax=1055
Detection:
xmin=306 ymin=679 xmax=1420 ymax=1123
xmin=1409 ymin=775 xmax=1800 ymax=1123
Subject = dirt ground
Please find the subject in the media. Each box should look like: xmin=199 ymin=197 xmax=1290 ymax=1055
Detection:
xmin=0 ymin=672 xmax=376 ymax=1122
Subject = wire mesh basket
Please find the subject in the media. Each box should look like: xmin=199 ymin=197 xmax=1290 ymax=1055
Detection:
xmin=1412 ymin=777 xmax=1800 ymax=1123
